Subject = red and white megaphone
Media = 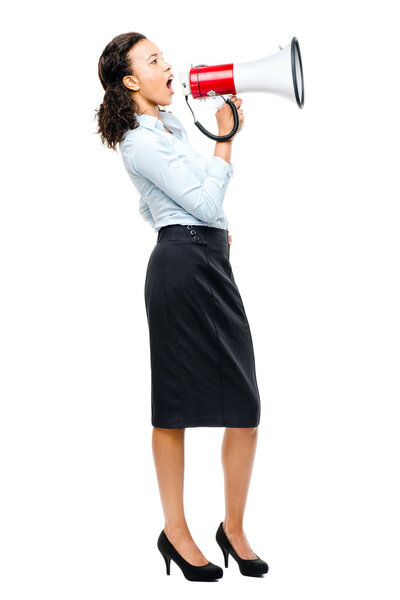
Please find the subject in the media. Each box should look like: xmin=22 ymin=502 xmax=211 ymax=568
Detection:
xmin=178 ymin=37 xmax=304 ymax=141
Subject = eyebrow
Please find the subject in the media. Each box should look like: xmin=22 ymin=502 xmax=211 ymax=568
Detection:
xmin=147 ymin=52 xmax=164 ymax=61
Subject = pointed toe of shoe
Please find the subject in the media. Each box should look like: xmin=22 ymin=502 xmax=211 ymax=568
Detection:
xmin=209 ymin=562 xmax=224 ymax=579
xmin=239 ymin=557 xmax=269 ymax=576
xmin=183 ymin=561 xmax=223 ymax=581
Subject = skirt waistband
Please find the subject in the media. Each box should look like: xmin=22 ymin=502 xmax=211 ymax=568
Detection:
xmin=157 ymin=224 xmax=229 ymax=246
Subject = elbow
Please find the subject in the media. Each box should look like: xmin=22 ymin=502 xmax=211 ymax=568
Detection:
xmin=178 ymin=184 xmax=225 ymax=223
xmin=200 ymin=192 xmax=224 ymax=223
xmin=202 ymin=206 xmax=220 ymax=223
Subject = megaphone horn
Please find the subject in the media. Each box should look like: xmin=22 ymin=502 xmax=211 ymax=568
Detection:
xmin=233 ymin=37 xmax=304 ymax=107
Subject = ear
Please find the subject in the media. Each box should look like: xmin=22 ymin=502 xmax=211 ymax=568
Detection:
xmin=123 ymin=74 xmax=139 ymax=91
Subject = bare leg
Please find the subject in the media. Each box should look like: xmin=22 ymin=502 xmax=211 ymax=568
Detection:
xmin=221 ymin=426 xmax=259 ymax=559
xmin=152 ymin=426 xmax=209 ymax=566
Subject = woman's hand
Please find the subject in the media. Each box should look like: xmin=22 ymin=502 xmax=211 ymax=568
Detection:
xmin=215 ymin=96 xmax=244 ymax=137
xmin=228 ymin=234 xmax=232 ymax=246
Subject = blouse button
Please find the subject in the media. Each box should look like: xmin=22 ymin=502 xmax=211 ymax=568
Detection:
xmin=193 ymin=235 xmax=200 ymax=240
xmin=190 ymin=229 xmax=197 ymax=235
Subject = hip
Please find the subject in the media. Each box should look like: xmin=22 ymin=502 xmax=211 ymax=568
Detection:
xmin=146 ymin=224 xmax=233 ymax=288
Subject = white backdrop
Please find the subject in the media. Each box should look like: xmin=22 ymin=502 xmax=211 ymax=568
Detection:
xmin=1 ymin=1 xmax=399 ymax=598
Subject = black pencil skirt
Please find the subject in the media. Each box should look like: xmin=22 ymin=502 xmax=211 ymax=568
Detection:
xmin=144 ymin=224 xmax=261 ymax=428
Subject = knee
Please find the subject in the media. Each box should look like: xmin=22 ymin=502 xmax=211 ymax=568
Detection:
xmin=226 ymin=426 xmax=258 ymax=434
xmin=246 ymin=426 xmax=258 ymax=435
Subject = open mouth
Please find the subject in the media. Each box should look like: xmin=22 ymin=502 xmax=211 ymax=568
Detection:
xmin=166 ymin=75 xmax=174 ymax=92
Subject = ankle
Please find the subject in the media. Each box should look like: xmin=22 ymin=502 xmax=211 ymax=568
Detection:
xmin=223 ymin=520 xmax=244 ymax=536
xmin=164 ymin=523 xmax=190 ymax=540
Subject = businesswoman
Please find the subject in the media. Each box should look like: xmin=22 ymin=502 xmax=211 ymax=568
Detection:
xmin=95 ymin=32 xmax=268 ymax=581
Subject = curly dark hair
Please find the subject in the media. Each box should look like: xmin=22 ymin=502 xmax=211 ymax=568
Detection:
xmin=95 ymin=32 xmax=166 ymax=151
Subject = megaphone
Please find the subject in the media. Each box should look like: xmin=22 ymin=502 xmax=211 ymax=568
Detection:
xmin=178 ymin=37 xmax=304 ymax=141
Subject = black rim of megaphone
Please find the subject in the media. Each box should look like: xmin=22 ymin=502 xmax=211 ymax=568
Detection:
xmin=184 ymin=64 xmax=240 ymax=141
xmin=291 ymin=37 xmax=304 ymax=108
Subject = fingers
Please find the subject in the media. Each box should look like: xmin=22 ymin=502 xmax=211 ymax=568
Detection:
xmin=230 ymin=95 xmax=243 ymax=108
xmin=229 ymin=96 xmax=244 ymax=132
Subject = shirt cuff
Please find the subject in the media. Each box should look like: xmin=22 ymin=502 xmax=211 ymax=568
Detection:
xmin=209 ymin=155 xmax=234 ymax=178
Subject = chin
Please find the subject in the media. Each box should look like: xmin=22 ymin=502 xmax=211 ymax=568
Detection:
xmin=157 ymin=96 xmax=173 ymax=110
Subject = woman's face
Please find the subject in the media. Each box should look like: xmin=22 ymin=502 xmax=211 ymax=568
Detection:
xmin=125 ymin=39 xmax=174 ymax=112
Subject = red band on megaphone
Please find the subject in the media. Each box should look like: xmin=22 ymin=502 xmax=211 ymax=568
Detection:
xmin=189 ymin=64 xmax=236 ymax=99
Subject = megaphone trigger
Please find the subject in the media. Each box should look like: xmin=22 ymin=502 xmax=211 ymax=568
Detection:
xmin=184 ymin=93 xmax=239 ymax=141
xmin=210 ymin=95 xmax=226 ymax=110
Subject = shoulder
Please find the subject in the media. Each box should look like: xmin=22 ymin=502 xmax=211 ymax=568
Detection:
xmin=120 ymin=126 xmax=168 ymax=154
xmin=119 ymin=127 xmax=170 ymax=176
xmin=121 ymin=126 xmax=154 ymax=149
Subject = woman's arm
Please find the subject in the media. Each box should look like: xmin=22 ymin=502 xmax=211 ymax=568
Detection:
xmin=213 ymin=95 xmax=244 ymax=166
xmin=129 ymin=136 xmax=233 ymax=224
xmin=214 ymin=139 xmax=233 ymax=165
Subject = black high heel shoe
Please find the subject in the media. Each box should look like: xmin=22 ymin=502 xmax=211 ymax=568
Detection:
xmin=157 ymin=529 xmax=223 ymax=581
xmin=216 ymin=522 xmax=269 ymax=576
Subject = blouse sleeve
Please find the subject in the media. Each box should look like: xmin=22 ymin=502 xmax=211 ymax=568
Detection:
xmin=129 ymin=136 xmax=234 ymax=224
xmin=138 ymin=197 xmax=155 ymax=227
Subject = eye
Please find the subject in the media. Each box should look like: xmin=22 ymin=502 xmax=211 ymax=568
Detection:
xmin=151 ymin=59 xmax=157 ymax=64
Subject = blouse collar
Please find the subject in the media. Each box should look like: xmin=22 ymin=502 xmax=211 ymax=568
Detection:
xmin=134 ymin=111 xmax=184 ymax=137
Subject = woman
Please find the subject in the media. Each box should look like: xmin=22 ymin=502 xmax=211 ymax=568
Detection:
xmin=95 ymin=32 xmax=268 ymax=581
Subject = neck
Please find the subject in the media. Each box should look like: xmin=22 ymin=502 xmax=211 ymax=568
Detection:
xmin=135 ymin=102 xmax=161 ymax=120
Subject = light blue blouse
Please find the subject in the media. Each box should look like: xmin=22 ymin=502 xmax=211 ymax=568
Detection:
xmin=119 ymin=111 xmax=234 ymax=232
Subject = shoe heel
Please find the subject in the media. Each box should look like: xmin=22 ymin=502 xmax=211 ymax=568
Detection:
xmin=159 ymin=549 xmax=171 ymax=575
xmin=216 ymin=539 xmax=229 ymax=567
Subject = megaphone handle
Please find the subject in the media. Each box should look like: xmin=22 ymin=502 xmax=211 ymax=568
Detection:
xmin=184 ymin=95 xmax=240 ymax=141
